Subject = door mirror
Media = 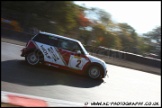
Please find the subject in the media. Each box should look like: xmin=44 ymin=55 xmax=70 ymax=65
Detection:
xmin=76 ymin=50 xmax=81 ymax=55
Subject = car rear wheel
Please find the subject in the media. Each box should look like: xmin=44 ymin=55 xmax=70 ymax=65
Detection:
xmin=88 ymin=65 xmax=101 ymax=79
xmin=26 ymin=52 xmax=40 ymax=65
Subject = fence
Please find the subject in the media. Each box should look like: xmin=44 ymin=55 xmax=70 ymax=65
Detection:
xmin=85 ymin=45 xmax=161 ymax=68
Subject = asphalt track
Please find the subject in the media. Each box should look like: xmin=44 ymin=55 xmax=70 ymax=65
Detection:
xmin=1 ymin=42 xmax=161 ymax=106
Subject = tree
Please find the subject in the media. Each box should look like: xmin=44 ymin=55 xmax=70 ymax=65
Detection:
xmin=143 ymin=26 xmax=161 ymax=47
xmin=86 ymin=7 xmax=113 ymax=28
xmin=1 ymin=1 xmax=85 ymax=35
xmin=143 ymin=26 xmax=161 ymax=58
xmin=114 ymin=23 xmax=139 ymax=53
xmin=136 ymin=36 xmax=152 ymax=55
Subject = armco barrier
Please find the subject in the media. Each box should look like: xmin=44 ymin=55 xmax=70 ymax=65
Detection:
xmin=85 ymin=45 xmax=161 ymax=69
xmin=124 ymin=52 xmax=161 ymax=68
xmin=90 ymin=53 xmax=161 ymax=75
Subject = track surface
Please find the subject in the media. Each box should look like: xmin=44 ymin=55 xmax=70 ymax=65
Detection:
xmin=1 ymin=42 xmax=161 ymax=106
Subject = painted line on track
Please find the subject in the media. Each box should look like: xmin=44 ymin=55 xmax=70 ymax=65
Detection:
xmin=1 ymin=91 xmax=83 ymax=107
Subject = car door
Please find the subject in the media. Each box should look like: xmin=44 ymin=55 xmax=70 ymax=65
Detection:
xmin=34 ymin=34 xmax=66 ymax=66
xmin=57 ymin=39 xmax=89 ymax=70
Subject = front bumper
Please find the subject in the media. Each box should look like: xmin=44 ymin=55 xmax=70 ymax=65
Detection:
xmin=102 ymin=62 xmax=108 ymax=78
xmin=103 ymin=67 xmax=108 ymax=78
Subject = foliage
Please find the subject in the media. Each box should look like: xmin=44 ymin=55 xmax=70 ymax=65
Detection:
xmin=1 ymin=1 xmax=160 ymax=58
xmin=143 ymin=26 xmax=161 ymax=57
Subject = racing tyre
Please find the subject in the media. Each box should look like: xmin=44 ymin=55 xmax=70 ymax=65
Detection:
xmin=25 ymin=51 xmax=40 ymax=65
xmin=88 ymin=65 xmax=101 ymax=79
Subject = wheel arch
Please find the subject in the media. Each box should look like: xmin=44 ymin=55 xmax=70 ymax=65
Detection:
xmin=25 ymin=48 xmax=44 ymax=62
xmin=24 ymin=48 xmax=38 ymax=55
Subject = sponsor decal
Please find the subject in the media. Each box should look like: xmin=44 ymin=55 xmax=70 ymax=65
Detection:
xmin=40 ymin=45 xmax=51 ymax=59
xmin=47 ymin=47 xmax=59 ymax=62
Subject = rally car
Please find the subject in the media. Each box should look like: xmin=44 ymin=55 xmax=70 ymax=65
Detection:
xmin=21 ymin=31 xmax=108 ymax=79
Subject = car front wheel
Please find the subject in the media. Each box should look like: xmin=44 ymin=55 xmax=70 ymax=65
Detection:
xmin=88 ymin=65 xmax=101 ymax=79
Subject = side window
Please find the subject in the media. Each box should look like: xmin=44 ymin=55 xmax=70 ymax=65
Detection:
xmin=33 ymin=34 xmax=58 ymax=47
xmin=58 ymin=39 xmax=83 ymax=53
xmin=71 ymin=43 xmax=81 ymax=52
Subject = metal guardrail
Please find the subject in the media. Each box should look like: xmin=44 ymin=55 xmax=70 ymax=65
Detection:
xmin=85 ymin=45 xmax=161 ymax=68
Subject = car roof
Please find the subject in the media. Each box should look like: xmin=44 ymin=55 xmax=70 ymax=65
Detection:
xmin=39 ymin=31 xmax=81 ymax=43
